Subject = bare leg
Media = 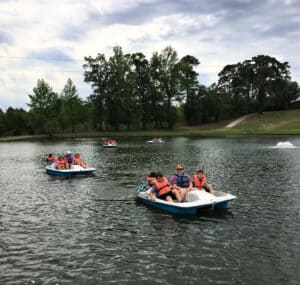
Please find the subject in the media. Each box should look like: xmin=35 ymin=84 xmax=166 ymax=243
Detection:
xmin=166 ymin=196 xmax=173 ymax=202
xmin=172 ymin=188 xmax=182 ymax=202
xmin=178 ymin=188 xmax=188 ymax=201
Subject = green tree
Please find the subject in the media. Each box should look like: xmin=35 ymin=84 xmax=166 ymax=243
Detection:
xmin=83 ymin=53 xmax=108 ymax=130
xmin=106 ymin=46 xmax=132 ymax=130
xmin=130 ymin=52 xmax=152 ymax=129
xmin=27 ymin=79 xmax=59 ymax=134
xmin=180 ymin=55 xmax=200 ymax=125
xmin=59 ymin=78 xmax=85 ymax=132
xmin=218 ymin=55 xmax=292 ymax=115
xmin=0 ymin=108 xmax=6 ymax=136
xmin=156 ymin=46 xmax=182 ymax=128
xmin=5 ymin=107 xmax=29 ymax=135
xmin=251 ymin=55 xmax=290 ymax=114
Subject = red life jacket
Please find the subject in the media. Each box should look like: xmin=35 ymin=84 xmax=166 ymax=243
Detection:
xmin=73 ymin=157 xmax=83 ymax=165
xmin=47 ymin=156 xmax=57 ymax=162
xmin=58 ymin=160 xmax=66 ymax=167
xmin=193 ymin=175 xmax=207 ymax=189
xmin=153 ymin=177 xmax=171 ymax=197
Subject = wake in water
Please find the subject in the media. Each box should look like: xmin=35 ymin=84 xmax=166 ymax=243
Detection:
xmin=271 ymin=141 xmax=297 ymax=148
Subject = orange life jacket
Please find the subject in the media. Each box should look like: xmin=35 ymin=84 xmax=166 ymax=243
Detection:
xmin=193 ymin=175 xmax=207 ymax=189
xmin=47 ymin=156 xmax=57 ymax=162
xmin=73 ymin=157 xmax=83 ymax=165
xmin=153 ymin=177 xmax=171 ymax=197
xmin=58 ymin=160 xmax=66 ymax=167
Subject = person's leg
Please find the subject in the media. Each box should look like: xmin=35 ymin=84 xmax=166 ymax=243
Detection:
xmin=178 ymin=188 xmax=188 ymax=201
xmin=166 ymin=195 xmax=173 ymax=202
xmin=172 ymin=188 xmax=182 ymax=202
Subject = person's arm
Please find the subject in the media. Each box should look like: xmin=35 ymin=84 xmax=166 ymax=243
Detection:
xmin=170 ymin=175 xmax=178 ymax=189
xmin=149 ymin=191 xmax=155 ymax=201
xmin=148 ymin=185 xmax=157 ymax=201
xmin=187 ymin=181 xmax=193 ymax=192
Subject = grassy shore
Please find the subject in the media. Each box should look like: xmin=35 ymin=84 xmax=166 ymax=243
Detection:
xmin=1 ymin=109 xmax=300 ymax=142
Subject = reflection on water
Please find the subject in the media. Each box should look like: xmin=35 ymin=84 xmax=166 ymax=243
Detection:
xmin=0 ymin=137 xmax=299 ymax=284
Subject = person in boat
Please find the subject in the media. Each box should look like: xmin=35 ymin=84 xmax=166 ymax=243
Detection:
xmin=104 ymin=139 xmax=114 ymax=145
xmin=192 ymin=170 xmax=214 ymax=193
xmin=149 ymin=172 xmax=180 ymax=202
xmin=170 ymin=164 xmax=193 ymax=201
xmin=64 ymin=151 xmax=73 ymax=168
xmin=55 ymin=156 xmax=67 ymax=170
xmin=47 ymin=153 xmax=57 ymax=163
xmin=147 ymin=171 xmax=157 ymax=187
xmin=73 ymin=153 xmax=89 ymax=168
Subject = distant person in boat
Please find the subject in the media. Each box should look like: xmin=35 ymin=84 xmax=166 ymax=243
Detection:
xmin=47 ymin=153 xmax=57 ymax=163
xmin=170 ymin=164 xmax=193 ymax=201
xmin=55 ymin=156 xmax=67 ymax=170
xmin=105 ymin=139 xmax=117 ymax=145
xmin=149 ymin=172 xmax=180 ymax=202
xmin=192 ymin=170 xmax=214 ymax=193
xmin=64 ymin=151 xmax=73 ymax=168
xmin=147 ymin=171 xmax=157 ymax=187
xmin=73 ymin=153 xmax=89 ymax=168
xmin=153 ymin=137 xmax=163 ymax=142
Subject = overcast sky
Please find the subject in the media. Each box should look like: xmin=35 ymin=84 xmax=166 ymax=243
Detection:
xmin=1 ymin=0 xmax=300 ymax=111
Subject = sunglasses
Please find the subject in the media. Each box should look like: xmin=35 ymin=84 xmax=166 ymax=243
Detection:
xmin=177 ymin=168 xmax=183 ymax=170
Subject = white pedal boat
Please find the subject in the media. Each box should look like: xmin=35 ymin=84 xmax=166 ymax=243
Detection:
xmin=136 ymin=188 xmax=236 ymax=215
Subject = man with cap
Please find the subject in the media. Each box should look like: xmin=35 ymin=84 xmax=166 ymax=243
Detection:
xmin=64 ymin=151 xmax=73 ymax=169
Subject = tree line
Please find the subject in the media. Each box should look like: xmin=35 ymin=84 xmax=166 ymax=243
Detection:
xmin=0 ymin=46 xmax=299 ymax=136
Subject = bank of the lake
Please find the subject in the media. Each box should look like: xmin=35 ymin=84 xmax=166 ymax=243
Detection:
xmin=1 ymin=109 xmax=300 ymax=142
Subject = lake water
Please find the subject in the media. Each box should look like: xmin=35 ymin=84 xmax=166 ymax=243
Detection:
xmin=0 ymin=137 xmax=299 ymax=284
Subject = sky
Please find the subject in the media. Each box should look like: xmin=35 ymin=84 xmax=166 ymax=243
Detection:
xmin=1 ymin=0 xmax=300 ymax=111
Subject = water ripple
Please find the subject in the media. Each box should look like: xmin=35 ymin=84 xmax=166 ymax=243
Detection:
xmin=0 ymin=138 xmax=299 ymax=284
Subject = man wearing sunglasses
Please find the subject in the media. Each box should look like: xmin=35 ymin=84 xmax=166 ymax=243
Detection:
xmin=170 ymin=164 xmax=193 ymax=202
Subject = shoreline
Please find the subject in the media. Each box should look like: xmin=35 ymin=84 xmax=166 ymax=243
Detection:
xmin=2 ymin=110 xmax=300 ymax=141
xmin=1 ymin=130 xmax=300 ymax=142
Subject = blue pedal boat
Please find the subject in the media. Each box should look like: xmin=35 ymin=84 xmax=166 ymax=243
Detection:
xmin=45 ymin=164 xmax=95 ymax=177
xmin=136 ymin=188 xmax=236 ymax=215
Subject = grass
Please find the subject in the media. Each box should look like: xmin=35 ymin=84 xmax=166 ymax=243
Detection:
xmin=1 ymin=109 xmax=300 ymax=142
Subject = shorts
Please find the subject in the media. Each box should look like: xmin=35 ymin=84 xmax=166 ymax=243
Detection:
xmin=158 ymin=191 xmax=177 ymax=201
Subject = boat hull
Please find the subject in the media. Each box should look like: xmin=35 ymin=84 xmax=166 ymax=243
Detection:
xmin=45 ymin=165 xmax=95 ymax=177
xmin=146 ymin=141 xmax=165 ymax=144
xmin=136 ymin=190 xmax=236 ymax=215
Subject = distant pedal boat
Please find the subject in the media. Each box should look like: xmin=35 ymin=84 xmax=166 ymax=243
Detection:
xmin=102 ymin=143 xmax=118 ymax=148
xmin=45 ymin=164 xmax=95 ymax=177
xmin=136 ymin=189 xmax=236 ymax=215
xmin=146 ymin=139 xmax=165 ymax=144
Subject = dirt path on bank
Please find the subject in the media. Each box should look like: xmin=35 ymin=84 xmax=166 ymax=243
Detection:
xmin=224 ymin=114 xmax=254 ymax=128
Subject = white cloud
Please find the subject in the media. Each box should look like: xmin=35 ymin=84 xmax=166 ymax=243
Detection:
xmin=0 ymin=0 xmax=299 ymax=110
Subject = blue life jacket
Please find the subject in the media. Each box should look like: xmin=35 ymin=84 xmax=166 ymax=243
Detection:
xmin=66 ymin=153 xmax=73 ymax=164
xmin=174 ymin=173 xmax=190 ymax=188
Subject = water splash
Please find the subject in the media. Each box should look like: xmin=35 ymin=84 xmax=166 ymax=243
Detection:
xmin=272 ymin=141 xmax=297 ymax=148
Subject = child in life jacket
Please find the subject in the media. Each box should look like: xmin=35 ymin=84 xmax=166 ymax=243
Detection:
xmin=47 ymin=153 xmax=57 ymax=163
xmin=55 ymin=156 xmax=67 ymax=170
xmin=147 ymin=171 xmax=157 ymax=187
xmin=73 ymin=153 xmax=89 ymax=168
xmin=149 ymin=172 xmax=181 ymax=202
xmin=192 ymin=170 xmax=214 ymax=193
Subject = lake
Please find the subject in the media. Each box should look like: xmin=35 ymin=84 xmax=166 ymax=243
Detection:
xmin=0 ymin=137 xmax=299 ymax=284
